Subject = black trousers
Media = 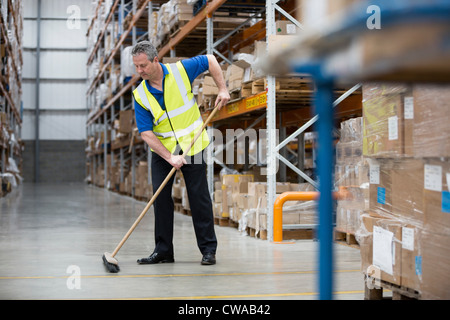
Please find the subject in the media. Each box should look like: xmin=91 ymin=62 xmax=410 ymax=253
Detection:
xmin=151 ymin=150 xmax=217 ymax=256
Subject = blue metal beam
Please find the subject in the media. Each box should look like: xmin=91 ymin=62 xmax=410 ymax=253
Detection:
xmin=294 ymin=63 xmax=335 ymax=300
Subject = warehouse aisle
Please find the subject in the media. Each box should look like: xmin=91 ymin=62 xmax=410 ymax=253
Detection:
xmin=0 ymin=183 xmax=366 ymax=300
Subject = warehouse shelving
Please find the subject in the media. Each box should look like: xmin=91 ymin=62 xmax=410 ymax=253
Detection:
xmin=0 ymin=0 xmax=23 ymax=195
xmin=85 ymin=0 xmax=363 ymax=236
xmin=203 ymin=0 xmax=363 ymax=244
xmin=85 ymin=0 xmax=253 ymax=196
xmin=261 ymin=0 xmax=450 ymax=300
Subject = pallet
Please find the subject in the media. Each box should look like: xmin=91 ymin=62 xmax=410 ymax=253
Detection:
xmin=264 ymin=76 xmax=313 ymax=91
xmin=134 ymin=195 xmax=150 ymax=202
xmin=251 ymin=78 xmax=265 ymax=95
xmin=214 ymin=217 xmax=230 ymax=227
xmin=229 ymin=87 xmax=242 ymax=101
xmin=241 ymin=81 xmax=253 ymax=98
xmin=334 ymin=228 xmax=359 ymax=249
xmin=181 ymin=208 xmax=191 ymax=216
xmin=246 ymin=227 xmax=267 ymax=240
xmin=283 ymin=228 xmax=315 ymax=240
xmin=364 ymin=275 xmax=421 ymax=300
xmin=174 ymin=202 xmax=183 ymax=213
xmin=245 ymin=227 xmax=315 ymax=241
xmin=169 ymin=20 xmax=189 ymax=39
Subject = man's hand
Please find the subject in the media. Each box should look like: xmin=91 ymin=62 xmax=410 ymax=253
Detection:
xmin=168 ymin=154 xmax=187 ymax=170
xmin=215 ymin=89 xmax=230 ymax=110
xmin=206 ymin=54 xmax=230 ymax=111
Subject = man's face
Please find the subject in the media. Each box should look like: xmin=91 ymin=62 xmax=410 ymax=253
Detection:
xmin=133 ymin=53 xmax=158 ymax=80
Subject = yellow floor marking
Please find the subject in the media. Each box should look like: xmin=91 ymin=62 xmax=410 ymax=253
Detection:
xmin=103 ymin=290 xmax=366 ymax=300
xmin=0 ymin=269 xmax=361 ymax=280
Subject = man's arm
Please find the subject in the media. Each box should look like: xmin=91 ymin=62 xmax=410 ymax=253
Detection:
xmin=206 ymin=54 xmax=230 ymax=110
xmin=141 ymin=131 xmax=186 ymax=169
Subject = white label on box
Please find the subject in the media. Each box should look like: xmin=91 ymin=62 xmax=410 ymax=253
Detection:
xmin=369 ymin=164 xmax=380 ymax=185
xmin=402 ymin=227 xmax=414 ymax=251
xmin=388 ymin=116 xmax=398 ymax=140
xmin=373 ymin=226 xmax=394 ymax=275
xmin=446 ymin=173 xmax=450 ymax=192
xmin=243 ymin=67 xmax=252 ymax=82
xmin=424 ymin=164 xmax=442 ymax=192
xmin=404 ymin=97 xmax=414 ymax=119
xmin=286 ymin=24 xmax=297 ymax=34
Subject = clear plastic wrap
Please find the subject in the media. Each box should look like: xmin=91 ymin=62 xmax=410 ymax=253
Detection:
xmin=335 ymin=117 xmax=369 ymax=234
xmin=337 ymin=91 xmax=450 ymax=299
xmin=411 ymin=84 xmax=450 ymax=158
xmin=120 ymin=46 xmax=135 ymax=78
xmin=156 ymin=0 xmax=193 ymax=46
xmin=362 ymin=83 xmax=412 ymax=158
xmin=357 ymin=157 xmax=450 ymax=299
xmin=362 ymin=83 xmax=450 ymax=159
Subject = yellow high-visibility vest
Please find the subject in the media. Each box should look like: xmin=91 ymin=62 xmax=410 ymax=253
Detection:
xmin=133 ymin=61 xmax=210 ymax=156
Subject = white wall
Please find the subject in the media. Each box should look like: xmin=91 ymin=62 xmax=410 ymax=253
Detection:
xmin=22 ymin=0 xmax=91 ymax=141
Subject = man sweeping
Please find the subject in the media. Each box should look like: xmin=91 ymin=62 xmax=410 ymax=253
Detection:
xmin=131 ymin=41 xmax=230 ymax=265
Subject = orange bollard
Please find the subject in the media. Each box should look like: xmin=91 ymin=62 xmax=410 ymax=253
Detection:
xmin=273 ymin=192 xmax=319 ymax=242
xmin=273 ymin=188 xmax=350 ymax=243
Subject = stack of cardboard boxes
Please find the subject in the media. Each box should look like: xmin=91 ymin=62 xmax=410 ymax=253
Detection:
xmin=335 ymin=117 xmax=369 ymax=236
xmin=88 ymin=109 xmax=153 ymax=200
xmin=153 ymin=0 xmax=194 ymax=48
xmin=212 ymin=173 xmax=316 ymax=239
xmin=357 ymin=83 xmax=450 ymax=299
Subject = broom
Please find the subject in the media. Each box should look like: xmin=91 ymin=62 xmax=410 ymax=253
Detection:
xmin=102 ymin=103 xmax=221 ymax=273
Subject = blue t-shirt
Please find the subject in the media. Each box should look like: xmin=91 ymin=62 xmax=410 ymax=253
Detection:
xmin=134 ymin=55 xmax=209 ymax=133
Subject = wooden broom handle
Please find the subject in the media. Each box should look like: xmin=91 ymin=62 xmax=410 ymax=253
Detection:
xmin=111 ymin=104 xmax=221 ymax=257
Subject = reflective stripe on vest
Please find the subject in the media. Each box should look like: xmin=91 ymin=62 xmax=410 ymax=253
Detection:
xmin=153 ymin=115 xmax=203 ymax=139
xmin=132 ymin=61 xmax=209 ymax=156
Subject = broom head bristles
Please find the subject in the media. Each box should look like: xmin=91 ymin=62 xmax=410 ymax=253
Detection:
xmin=102 ymin=252 xmax=120 ymax=273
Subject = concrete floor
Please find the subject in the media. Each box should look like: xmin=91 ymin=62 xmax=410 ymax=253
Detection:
xmin=0 ymin=183 xmax=367 ymax=300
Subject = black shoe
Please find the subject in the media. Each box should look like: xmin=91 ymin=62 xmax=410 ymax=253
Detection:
xmin=137 ymin=252 xmax=175 ymax=264
xmin=201 ymin=253 xmax=216 ymax=265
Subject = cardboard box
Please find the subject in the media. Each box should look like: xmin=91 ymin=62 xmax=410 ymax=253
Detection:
xmin=421 ymin=230 xmax=450 ymax=299
xmin=336 ymin=197 xmax=364 ymax=234
xmin=358 ymin=214 xmax=378 ymax=274
xmin=222 ymin=174 xmax=254 ymax=185
xmin=360 ymin=22 xmax=449 ymax=81
xmin=336 ymin=201 xmax=349 ymax=232
xmin=213 ymin=202 xmax=222 ymax=218
xmin=412 ymin=84 xmax=450 ymax=158
xmin=238 ymin=194 xmax=251 ymax=210
xmin=298 ymin=0 xmax=361 ymax=32
xmin=276 ymin=20 xmax=299 ymax=35
xmin=368 ymin=158 xmax=394 ymax=218
xmin=226 ymin=64 xmax=244 ymax=90
xmin=373 ymin=219 xmax=403 ymax=286
xmin=362 ymin=84 xmax=412 ymax=158
xmin=422 ymin=158 xmax=450 ymax=232
xmin=172 ymin=182 xmax=182 ymax=199
xmin=248 ymin=182 xmax=266 ymax=196
xmin=233 ymin=59 xmax=253 ymax=83
xmin=221 ymin=184 xmax=232 ymax=209
xmin=391 ymin=158 xmax=424 ymax=226
xmin=119 ymin=110 xmax=134 ymax=133
xmin=267 ymin=35 xmax=297 ymax=58
xmin=214 ymin=189 xmax=222 ymax=203
xmin=201 ymin=76 xmax=219 ymax=95
xmin=276 ymin=182 xmax=291 ymax=193
xmin=401 ymin=225 xmax=422 ymax=292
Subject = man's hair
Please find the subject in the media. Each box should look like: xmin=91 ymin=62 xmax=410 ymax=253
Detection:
xmin=131 ymin=41 xmax=158 ymax=61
